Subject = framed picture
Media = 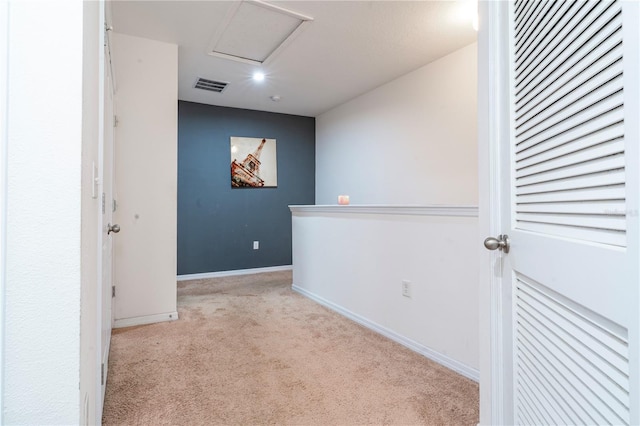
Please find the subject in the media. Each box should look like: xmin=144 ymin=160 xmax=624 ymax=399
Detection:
xmin=230 ymin=136 xmax=277 ymax=188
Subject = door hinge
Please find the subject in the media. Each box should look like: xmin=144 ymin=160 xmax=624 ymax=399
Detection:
xmin=114 ymin=115 xmax=119 ymax=127
xmin=112 ymin=285 xmax=116 ymax=298
xmin=101 ymin=363 xmax=105 ymax=385
xmin=102 ymin=193 xmax=106 ymax=214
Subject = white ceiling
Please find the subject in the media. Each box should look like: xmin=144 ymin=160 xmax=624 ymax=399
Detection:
xmin=110 ymin=1 xmax=477 ymax=117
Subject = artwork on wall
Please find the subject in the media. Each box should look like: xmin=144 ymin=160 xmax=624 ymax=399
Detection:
xmin=230 ymin=136 xmax=278 ymax=188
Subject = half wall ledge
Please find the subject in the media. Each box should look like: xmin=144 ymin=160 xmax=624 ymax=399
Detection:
xmin=289 ymin=204 xmax=479 ymax=217
xmin=289 ymin=203 xmax=480 ymax=377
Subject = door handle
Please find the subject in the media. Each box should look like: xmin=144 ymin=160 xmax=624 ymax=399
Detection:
xmin=484 ymin=234 xmax=510 ymax=253
xmin=107 ymin=223 xmax=120 ymax=235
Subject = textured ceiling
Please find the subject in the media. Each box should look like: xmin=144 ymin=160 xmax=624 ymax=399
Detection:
xmin=110 ymin=1 xmax=477 ymax=117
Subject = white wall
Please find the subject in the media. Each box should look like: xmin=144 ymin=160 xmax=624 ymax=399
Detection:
xmin=291 ymin=206 xmax=479 ymax=379
xmin=303 ymin=43 xmax=480 ymax=381
xmin=4 ymin=1 xmax=84 ymax=423
xmin=112 ymin=33 xmax=178 ymax=326
xmin=316 ymin=43 xmax=478 ymax=205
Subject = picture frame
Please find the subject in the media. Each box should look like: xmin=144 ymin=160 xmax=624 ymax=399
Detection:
xmin=230 ymin=136 xmax=277 ymax=188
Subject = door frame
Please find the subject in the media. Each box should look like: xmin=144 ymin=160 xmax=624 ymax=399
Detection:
xmin=99 ymin=23 xmax=116 ymax=408
xmin=0 ymin=1 xmax=8 ymax=422
xmin=96 ymin=0 xmax=116 ymax=420
xmin=478 ymin=1 xmax=511 ymax=424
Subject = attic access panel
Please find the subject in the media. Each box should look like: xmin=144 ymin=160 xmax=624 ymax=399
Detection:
xmin=208 ymin=0 xmax=313 ymax=65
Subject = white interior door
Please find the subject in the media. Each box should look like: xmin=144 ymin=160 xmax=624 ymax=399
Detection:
xmin=99 ymin=15 xmax=116 ymax=409
xmin=484 ymin=0 xmax=639 ymax=424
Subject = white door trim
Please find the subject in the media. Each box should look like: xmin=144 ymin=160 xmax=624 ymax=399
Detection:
xmin=622 ymin=2 xmax=640 ymax=423
xmin=96 ymin=0 xmax=113 ymax=420
xmin=478 ymin=1 xmax=510 ymax=424
xmin=0 ymin=1 xmax=8 ymax=422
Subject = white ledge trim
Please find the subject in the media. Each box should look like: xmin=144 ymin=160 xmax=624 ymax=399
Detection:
xmin=289 ymin=204 xmax=478 ymax=217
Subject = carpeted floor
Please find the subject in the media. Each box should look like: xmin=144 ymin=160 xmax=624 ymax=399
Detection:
xmin=102 ymin=271 xmax=478 ymax=425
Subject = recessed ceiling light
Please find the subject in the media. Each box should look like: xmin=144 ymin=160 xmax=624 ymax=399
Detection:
xmin=253 ymin=72 xmax=265 ymax=82
xmin=452 ymin=0 xmax=478 ymax=31
xmin=270 ymin=95 xmax=281 ymax=102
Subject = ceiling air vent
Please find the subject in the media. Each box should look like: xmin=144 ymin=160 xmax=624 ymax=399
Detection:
xmin=194 ymin=78 xmax=229 ymax=93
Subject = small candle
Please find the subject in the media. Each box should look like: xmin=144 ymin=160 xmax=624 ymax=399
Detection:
xmin=338 ymin=195 xmax=350 ymax=205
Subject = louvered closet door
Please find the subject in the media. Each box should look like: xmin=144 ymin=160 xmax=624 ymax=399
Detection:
xmin=496 ymin=0 xmax=639 ymax=424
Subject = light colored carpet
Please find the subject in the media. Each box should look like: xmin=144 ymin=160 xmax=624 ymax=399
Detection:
xmin=102 ymin=271 xmax=478 ymax=425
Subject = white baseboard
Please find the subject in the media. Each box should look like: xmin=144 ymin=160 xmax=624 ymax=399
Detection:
xmin=113 ymin=311 xmax=179 ymax=329
xmin=292 ymin=285 xmax=479 ymax=382
xmin=177 ymin=265 xmax=293 ymax=281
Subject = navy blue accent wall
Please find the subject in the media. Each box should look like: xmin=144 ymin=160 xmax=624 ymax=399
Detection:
xmin=178 ymin=101 xmax=315 ymax=275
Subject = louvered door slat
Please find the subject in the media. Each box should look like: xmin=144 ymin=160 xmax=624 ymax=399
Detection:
xmin=518 ymin=141 xmax=624 ymax=178
xmin=514 ymin=0 xmax=534 ymax=32
xmin=519 ymin=323 xmax=622 ymax=425
xmin=517 ymin=349 xmax=594 ymax=424
xmin=516 ymin=390 xmax=540 ymax=425
xmin=515 ymin=0 xmax=553 ymax=57
xmin=516 ymin=20 xmax=622 ymax=115
xmin=514 ymin=221 xmax=625 ymax=246
xmin=515 ymin=91 xmax=623 ymax=152
xmin=518 ymin=288 xmax=629 ymax=387
xmin=516 ymin=76 xmax=623 ymax=143
xmin=518 ymin=312 xmax=628 ymax=422
xmin=515 ymin=169 xmax=624 ymax=195
xmin=515 ymin=0 xmax=540 ymax=35
xmin=516 ymin=122 xmax=623 ymax=168
xmin=516 ymin=154 xmax=625 ymax=187
xmin=515 ymin=2 xmax=588 ymax=92
xmin=515 ymin=1 xmax=617 ymax=96
xmin=517 ymin=138 xmax=623 ymax=176
xmin=517 ymin=300 xmax=629 ymax=404
xmin=518 ymin=165 xmax=626 ymax=190
xmin=516 ymin=109 xmax=623 ymax=164
xmin=517 ymin=328 xmax=610 ymax=425
xmin=516 ymin=13 xmax=621 ymax=121
xmin=514 ymin=0 xmax=544 ymax=40
xmin=515 ymin=0 xmax=596 ymax=84
xmin=516 ymin=42 xmax=622 ymax=128
xmin=518 ymin=364 xmax=572 ymax=424
xmin=516 ymin=2 xmax=611 ymax=94
xmin=518 ymin=376 xmax=556 ymax=424
xmin=519 ymin=280 xmax=628 ymax=349
xmin=516 ymin=200 xmax=625 ymax=216
xmin=513 ymin=0 xmax=625 ymax=248
xmin=517 ymin=212 xmax=625 ymax=232
xmin=514 ymin=0 xmax=565 ymax=63
xmin=514 ymin=0 xmax=528 ymax=19
xmin=515 ymin=276 xmax=631 ymax=425
xmin=516 ymin=63 xmax=622 ymax=138
xmin=516 ymin=185 xmax=625 ymax=204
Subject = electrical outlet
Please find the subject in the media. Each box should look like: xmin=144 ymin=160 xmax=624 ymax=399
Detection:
xmin=402 ymin=280 xmax=411 ymax=298
xmin=253 ymin=241 xmax=259 ymax=250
